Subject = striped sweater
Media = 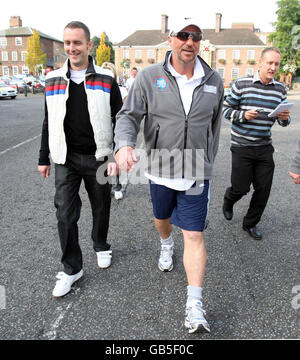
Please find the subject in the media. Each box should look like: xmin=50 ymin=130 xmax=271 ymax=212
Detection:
xmin=223 ymin=71 xmax=290 ymax=146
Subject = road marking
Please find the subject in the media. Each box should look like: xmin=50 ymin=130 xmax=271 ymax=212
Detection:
xmin=42 ymin=303 xmax=72 ymax=340
xmin=0 ymin=134 xmax=40 ymax=157
xmin=0 ymin=286 xmax=6 ymax=310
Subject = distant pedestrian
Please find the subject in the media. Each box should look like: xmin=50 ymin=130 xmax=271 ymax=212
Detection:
xmin=222 ymin=47 xmax=291 ymax=240
xmin=125 ymin=67 xmax=138 ymax=91
xmin=38 ymin=21 xmax=123 ymax=298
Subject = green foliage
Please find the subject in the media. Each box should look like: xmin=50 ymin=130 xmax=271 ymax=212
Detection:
xmin=269 ymin=0 xmax=300 ymax=73
xmin=25 ymin=30 xmax=47 ymax=77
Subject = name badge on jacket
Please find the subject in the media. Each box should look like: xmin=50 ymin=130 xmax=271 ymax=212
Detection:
xmin=203 ymin=84 xmax=217 ymax=94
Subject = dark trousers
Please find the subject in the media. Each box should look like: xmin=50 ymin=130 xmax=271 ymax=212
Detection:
xmin=54 ymin=153 xmax=111 ymax=275
xmin=224 ymin=144 xmax=275 ymax=228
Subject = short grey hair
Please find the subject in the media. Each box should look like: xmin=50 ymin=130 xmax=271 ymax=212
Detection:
xmin=260 ymin=47 xmax=281 ymax=59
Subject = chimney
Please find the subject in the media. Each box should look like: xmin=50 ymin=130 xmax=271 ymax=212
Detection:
xmin=216 ymin=13 xmax=222 ymax=33
xmin=161 ymin=14 xmax=169 ymax=34
xmin=9 ymin=16 xmax=22 ymax=28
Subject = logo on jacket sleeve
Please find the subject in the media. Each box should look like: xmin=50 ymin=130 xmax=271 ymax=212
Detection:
xmin=153 ymin=77 xmax=168 ymax=91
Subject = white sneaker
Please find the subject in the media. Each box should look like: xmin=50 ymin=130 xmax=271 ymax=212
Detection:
xmin=52 ymin=270 xmax=83 ymax=298
xmin=158 ymin=244 xmax=174 ymax=272
xmin=96 ymin=250 xmax=112 ymax=268
xmin=114 ymin=190 xmax=123 ymax=200
xmin=185 ymin=299 xmax=210 ymax=333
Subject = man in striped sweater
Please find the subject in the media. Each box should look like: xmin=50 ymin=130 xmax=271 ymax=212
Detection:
xmin=222 ymin=47 xmax=291 ymax=240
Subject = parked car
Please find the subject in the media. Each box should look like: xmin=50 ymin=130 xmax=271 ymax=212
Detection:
xmin=31 ymin=80 xmax=45 ymax=93
xmin=10 ymin=80 xmax=30 ymax=93
xmin=0 ymin=82 xmax=18 ymax=99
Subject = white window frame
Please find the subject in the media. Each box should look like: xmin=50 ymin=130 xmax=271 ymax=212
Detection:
xmin=12 ymin=66 xmax=19 ymax=75
xmin=247 ymin=50 xmax=255 ymax=60
xmin=2 ymin=66 xmax=9 ymax=76
xmin=218 ymin=50 xmax=226 ymax=59
xmin=231 ymin=68 xmax=239 ymax=80
xmin=1 ymin=51 xmax=8 ymax=61
xmin=15 ymin=37 xmax=22 ymax=46
xmin=123 ymin=49 xmax=130 ymax=59
xmin=0 ymin=37 xmax=7 ymax=47
xmin=12 ymin=51 xmax=18 ymax=61
xmin=21 ymin=51 xmax=27 ymax=61
xmin=246 ymin=68 xmax=254 ymax=76
xmin=135 ymin=50 xmax=142 ymax=59
xmin=22 ymin=65 xmax=29 ymax=74
xmin=232 ymin=50 xmax=240 ymax=59
xmin=217 ymin=67 xmax=225 ymax=79
xmin=147 ymin=49 xmax=155 ymax=59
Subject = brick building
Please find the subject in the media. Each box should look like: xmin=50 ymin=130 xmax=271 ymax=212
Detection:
xmin=114 ymin=14 xmax=272 ymax=86
xmin=0 ymin=16 xmax=65 ymax=77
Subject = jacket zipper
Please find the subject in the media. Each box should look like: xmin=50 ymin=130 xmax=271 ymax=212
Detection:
xmin=154 ymin=124 xmax=160 ymax=149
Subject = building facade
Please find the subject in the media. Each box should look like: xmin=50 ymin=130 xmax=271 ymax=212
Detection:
xmin=0 ymin=16 xmax=65 ymax=77
xmin=114 ymin=14 xmax=271 ymax=86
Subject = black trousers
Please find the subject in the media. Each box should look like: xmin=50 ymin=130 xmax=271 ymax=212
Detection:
xmin=54 ymin=153 xmax=111 ymax=275
xmin=224 ymin=144 xmax=275 ymax=228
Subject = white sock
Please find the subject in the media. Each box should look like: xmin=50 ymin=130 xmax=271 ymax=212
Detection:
xmin=187 ymin=286 xmax=203 ymax=305
xmin=160 ymin=234 xmax=173 ymax=246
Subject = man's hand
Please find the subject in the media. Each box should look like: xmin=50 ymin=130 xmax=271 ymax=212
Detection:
xmin=277 ymin=110 xmax=290 ymax=121
xmin=107 ymin=162 xmax=119 ymax=176
xmin=289 ymin=171 xmax=300 ymax=184
xmin=245 ymin=109 xmax=259 ymax=120
xmin=115 ymin=146 xmax=138 ymax=172
xmin=38 ymin=165 xmax=51 ymax=178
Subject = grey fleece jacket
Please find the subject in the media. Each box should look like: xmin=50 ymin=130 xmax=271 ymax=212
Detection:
xmin=114 ymin=51 xmax=224 ymax=180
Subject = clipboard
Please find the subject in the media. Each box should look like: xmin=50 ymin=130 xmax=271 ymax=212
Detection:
xmin=268 ymin=103 xmax=293 ymax=118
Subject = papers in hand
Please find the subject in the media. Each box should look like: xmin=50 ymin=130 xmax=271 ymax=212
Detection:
xmin=268 ymin=103 xmax=293 ymax=118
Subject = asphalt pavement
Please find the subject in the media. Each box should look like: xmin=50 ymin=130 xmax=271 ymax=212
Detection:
xmin=0 ymin=92 xmax=299 ymax=341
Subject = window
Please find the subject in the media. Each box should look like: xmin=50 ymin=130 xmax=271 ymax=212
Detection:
xmin=2 ymin=66 xmax=9 ymax=76
xmin=147 ymin=49 xmax=155 ymax=59
xmin=12 ymin=66 xmax=18 ymax=75
xmin=0 ymin=37 xmax=7 ymax=47
xmin=12 ymin=51 xmax=18 ymax=61
xmin=22 ymin=65 xmax=29 ymax=74
xmin=218 ymin=50 xmax=226 ymax=59
xmin=1 ymin=51 xmax=8 ymax=61
xmin=247 ymin=50 xmax=255 ymax=60
xmin=231 ymin=68 xmax=239 ymax=80
xmin=246 ymin=68 xmax=254 ymax=76
xmin=123 ymin=49 xmax=129 ymax=59
xmin=15 ymin=37 xmax=22 ymax=46
xmin=135 ymin=50 xmax=142 ymax=59
xmin=217 ymin=67 xmax=225 ymax=79
xmin=232 ymin=50 xmax=240 ymax=59
xmin=21 ymin=51 xmax=27 ymax=61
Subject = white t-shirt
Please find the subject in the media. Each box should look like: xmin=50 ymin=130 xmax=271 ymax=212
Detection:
xmin=70 ymin=69 xmax=86 ymax=84
xmin=145 ymin=55 xmax=204 ymax=191
xmin=126 ymin=77 xmax=135 ymax=90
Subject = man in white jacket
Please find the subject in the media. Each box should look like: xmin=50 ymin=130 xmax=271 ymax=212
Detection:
xmin=38 ymin=21 xmax=122 ymax=298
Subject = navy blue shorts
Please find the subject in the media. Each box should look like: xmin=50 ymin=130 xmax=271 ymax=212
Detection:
xmin=149 ymin=180 xmax=210 ymax=232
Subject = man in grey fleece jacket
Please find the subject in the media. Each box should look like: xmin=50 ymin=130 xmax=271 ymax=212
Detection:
xmin=114 ymin=18 xmax=224 ymax=334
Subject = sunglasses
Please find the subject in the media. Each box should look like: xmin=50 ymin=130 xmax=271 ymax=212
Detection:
xmin=172 ymin=31 xmax=202 ymax=42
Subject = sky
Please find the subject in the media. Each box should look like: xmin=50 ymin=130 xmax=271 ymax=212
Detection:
xmin=0 ymin=0 xmax=279 ymax=43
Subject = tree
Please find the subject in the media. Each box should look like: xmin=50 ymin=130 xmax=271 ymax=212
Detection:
xmin=269 ymin=0 xmax=300 ymax=81
xmin=25 ymin=30 xmax=47 ymax=78
xmin=96 ymin=32 xmax=114 ymax=66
